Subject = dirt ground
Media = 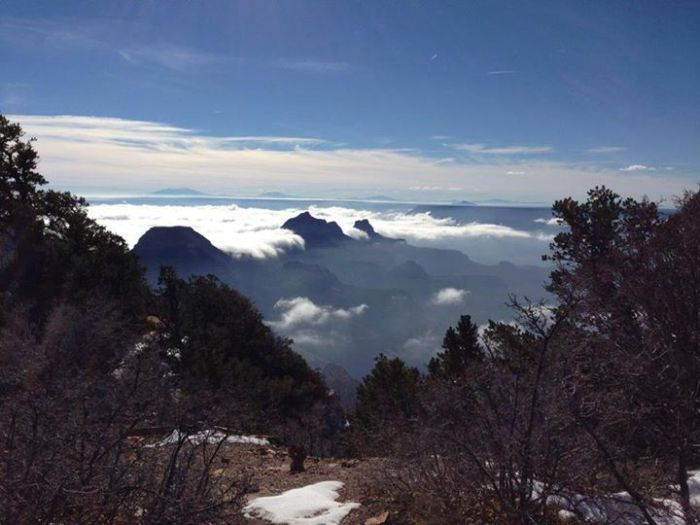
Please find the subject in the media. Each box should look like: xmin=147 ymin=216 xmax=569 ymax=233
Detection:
xmin=218 ymin=442 xmax=393 ymax=524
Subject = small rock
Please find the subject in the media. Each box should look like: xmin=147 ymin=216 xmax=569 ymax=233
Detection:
xmin=365 ymin=511 xmax=389 ymax=525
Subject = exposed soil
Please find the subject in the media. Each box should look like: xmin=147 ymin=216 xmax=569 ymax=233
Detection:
xmin=217 ymin=443 xmax=392 ymax=524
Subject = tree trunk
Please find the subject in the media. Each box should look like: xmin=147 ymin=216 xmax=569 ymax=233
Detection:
xmin=678 ymin=452 xmax=691 ymax=524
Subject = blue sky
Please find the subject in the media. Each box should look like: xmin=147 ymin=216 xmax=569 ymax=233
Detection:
xmin=1 ymin=1 xmax=698 ymax=201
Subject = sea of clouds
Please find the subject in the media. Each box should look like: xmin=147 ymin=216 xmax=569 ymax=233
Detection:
xmin=88 ymin=203 xmax=556 ymax=260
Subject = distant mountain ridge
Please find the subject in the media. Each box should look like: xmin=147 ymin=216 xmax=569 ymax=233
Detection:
xmin=150 ymin=187 xmax=207 ymax=196
xmin=258 ymin=191 xmax=298 ymax=199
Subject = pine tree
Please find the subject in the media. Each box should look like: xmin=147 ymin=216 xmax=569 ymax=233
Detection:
xmin=354 ymin=354 xmax=421 ymax=433
xmin=428 ymin=314 xmax=483 ymax=380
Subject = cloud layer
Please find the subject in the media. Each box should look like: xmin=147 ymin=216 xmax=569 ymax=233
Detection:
xmin=10 ymin=114 xmax=696 ymax=202
xmin=88 ymin=203 xmax=555 ymax=259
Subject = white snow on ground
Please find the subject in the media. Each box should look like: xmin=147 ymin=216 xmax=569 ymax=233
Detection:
xmin=145 ymin=429 xmax=269 ymax=448
xmin=542 ymin=470 xmax=700 ymax=524
xmin=243 ymin=481 xmax=360 ymax=525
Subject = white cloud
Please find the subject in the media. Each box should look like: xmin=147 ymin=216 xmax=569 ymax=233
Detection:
xmin=355 ymin=212 xmax=540 ymax=241
xmin=9 ymin=114 xmax=695 ymax=202
xmin=586 ymin=146 xmax=626 ymax=154
xmin=450 ymin=143 xmax=553 ymax=155
xmin=269 ymin=297 xmax=368 ymax=331
xmin=487 ymin=70 xmax=515 ymax=75
xmin=88 ymin=203 xmax=305 ymax=258
xmin=346 ymin=228 xmax=369 ymax=240
xmin=87 ymin=202 xmax=559 ymax=258
xmin=534 ymin=217 xmax=561 ymax=226
xmin=429 ymin=288 xmax=469 ymax=306
xmin=620 ymin=164 xmax=656 ymax=172
xmin=267 ymin=297 xmax=368 ymax=352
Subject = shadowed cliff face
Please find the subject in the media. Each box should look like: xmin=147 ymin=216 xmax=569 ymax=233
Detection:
xmin=352 ymin=219 xmax=404 ymax=243
xmin=353 ymin=219 xmax=382 ymax=240
xmin=132 ymin=213 xmax=550 ymax=379
xmin=282 ymin=212 xmax=350 ymax=248
xmin=133 ymin=226 xmax=234 ymax=281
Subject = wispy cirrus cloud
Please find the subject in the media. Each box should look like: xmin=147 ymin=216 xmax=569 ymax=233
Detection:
xmin=118 ymin=45 xmax=234 ymax=72
xmin=275 ymin=59 xmax=350 ymax=73
xmin=487 ymin=70 xmax=515 ymax=75
xmin=586 ymin=146 xmax=626 ymax=154
xmin=0 ymin=17 xmax=105 ymax=50
xmin=12 ymin=114 xmax=326 ymax=149
xmin=450 ymin=143 xmax=553 ymax=155
xmin=9 ymin=114 xmax=695 ymax=202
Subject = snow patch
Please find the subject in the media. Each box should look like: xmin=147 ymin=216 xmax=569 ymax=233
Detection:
xmin=243 ymin=481 xmax=360 ymax=525
xmin=535 ymin=470 xmax=700 ymax=524
xmin=146 ymin=429 xmax=269 ymax=448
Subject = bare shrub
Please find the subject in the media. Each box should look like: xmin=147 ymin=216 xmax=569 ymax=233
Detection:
xmin=0 ymin=300 xmax=251 ymax=524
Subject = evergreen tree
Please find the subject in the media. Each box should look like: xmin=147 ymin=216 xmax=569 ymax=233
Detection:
xmin=354 ymin=354 xmax=421 ymax=434
xmin=428 ymin=314 xmax=483 ymax=380
xmin=0 ymin=114 xmax=149 ymax=326
xmin=155 ymin=267 xmax=327 ymax=417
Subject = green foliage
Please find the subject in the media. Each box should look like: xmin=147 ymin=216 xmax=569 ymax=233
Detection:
xmin=354 ymin=354 xmax=421 ymax=434
xmin=155 ymin=267 xmax=327 ymax=417
xmin=0 ymin=115 xmax=46 ymax=223
xmin=0 ymin=115 xmax=149 ymax=326
xmin=428 ymin=314 xmax=483 ymax=380
xmin=544 ymin=185 xmax=660 ymax=298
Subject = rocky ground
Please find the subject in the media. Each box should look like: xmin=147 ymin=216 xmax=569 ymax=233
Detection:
xmin=218 ymin=442 xmax=392 ymax=524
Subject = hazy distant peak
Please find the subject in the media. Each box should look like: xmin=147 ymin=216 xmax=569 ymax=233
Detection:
xmin=282 ymin=212 xmax=351 ymax=247
xmin=150 ymin=187 xmax=206 ymax=196
xmin=363 ymin=195 xmax=397 ymax=202
xmin=259 ymin=191 xmax=297 ymax=199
